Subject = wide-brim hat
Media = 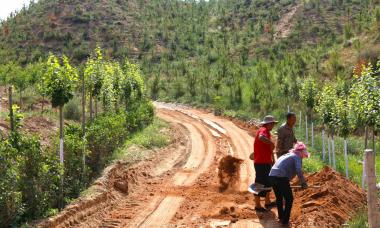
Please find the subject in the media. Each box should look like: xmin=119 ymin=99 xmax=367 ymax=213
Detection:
xmin=260 ymin=115 xmax=278 ymax=125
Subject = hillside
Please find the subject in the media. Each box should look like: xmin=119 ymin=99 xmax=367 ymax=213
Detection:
xmin=0 ymin=0 xmax=379 ymax=114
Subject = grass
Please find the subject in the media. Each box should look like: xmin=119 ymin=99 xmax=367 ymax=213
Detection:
xmin=81 ymin=118 xmax=171 ymax=198
xmin=295 ymin=123 xmax=380 ymax=185
xmin=348 ymin=210 xmax=368 ymax=228
xmin=111 ymin=117 xmax=171 ymax=162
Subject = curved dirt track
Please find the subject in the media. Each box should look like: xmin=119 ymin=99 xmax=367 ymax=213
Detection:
xmin=39 ymin=103 xmax=283 ymax=228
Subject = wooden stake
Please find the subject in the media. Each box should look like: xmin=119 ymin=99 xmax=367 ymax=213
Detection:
xmin=299 ymin=111 xmax=302 ymax=137
xmin=344 ymin=139 xmax=349 ymax=178
xmin=332 ymin=133 xmax=336 ymax=169
xmin=328 ymin=135 xmax=331 ymax=166
xmin=9 ymin=86 xmax=14 ymax=132
xmin=311 ymin=122 xmax=314 ymax=148
xmin=305 ymin=115 xmax=308 ymax=145
xmin=322 ymin=129 xmax=326 ymax=162
xmin=365 ymin=149 xmax=379 ymax=228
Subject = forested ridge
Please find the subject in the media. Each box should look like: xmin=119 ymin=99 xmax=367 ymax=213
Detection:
xmin=1 ymin=0 xmax=379 ymax=116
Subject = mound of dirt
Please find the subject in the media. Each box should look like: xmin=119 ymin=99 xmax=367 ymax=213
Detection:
xmin=291 ymin=166 xmax=367 ymax=227
xmin=218 ymin=155 xmax=243 ymax=192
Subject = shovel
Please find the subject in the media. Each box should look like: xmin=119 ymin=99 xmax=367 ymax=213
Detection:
xmin=291 ymin=185 xmax=321 ymax=188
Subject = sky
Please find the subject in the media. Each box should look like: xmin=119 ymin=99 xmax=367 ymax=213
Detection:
xmin=0 ymin=0 xmax=33 ymax=21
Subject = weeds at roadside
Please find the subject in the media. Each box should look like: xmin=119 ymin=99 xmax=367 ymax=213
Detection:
xmin=111 ymin=118 xmax=171 ymax=162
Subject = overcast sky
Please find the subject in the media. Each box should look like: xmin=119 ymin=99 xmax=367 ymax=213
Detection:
xmin=0 ymin=0 xmax=34 ymax=21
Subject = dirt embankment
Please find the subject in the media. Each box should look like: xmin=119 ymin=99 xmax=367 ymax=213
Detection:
xmin=292 ymin=166 xmax=367 ymax=227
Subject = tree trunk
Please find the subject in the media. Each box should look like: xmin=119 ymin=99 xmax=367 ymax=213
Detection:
xmin=332 ymin=131 xmax=336 ymax=169
xmin=89 ymin=94 xmax=93 ymax=121
xmin=9 ymin=87 xmax=14 ymax=132
xmin=19 ymin=90 xmax=22 ymax=108
xmin=328 ymin=134 xmax=331 ymax=166
xmin=41 ymin=95 xmax=45 ymax=113
xmin=344 ymin=139 xmax=349 ymax=178
xmin=81 ymin=75 xmax=86 ymax=181
xmin=305 ymin=115 xmax=308 ymax=145
xmin=372 ymin=128 xmax=375 ymax=154
xmin=59 ymin=105 xmax=64 ymax=164
xmin=95 ymin=99 xmax=98 ymax=117
xmin=59 ymin=105 xmax=64 ymax=209
xmin=365 ymin=149 xmax=379 ymax=227
xmin=81 ymin=77 xmax=86 ymax=135
xmin=365 ymin=126 xmax=369 ymax=149
xmin=311 ymin=122 xmax=314 ymax=148
xmin=299 ymin=111 xmax=302 ymax=136
xmin=322 ymin=129 xmax=326 ymax=161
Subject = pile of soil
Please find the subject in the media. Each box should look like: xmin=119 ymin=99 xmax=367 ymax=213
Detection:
xmin=218 ymin=155 xmax=243 ymax=192
xmin=291 ymin=166 xmax=367 ymax=227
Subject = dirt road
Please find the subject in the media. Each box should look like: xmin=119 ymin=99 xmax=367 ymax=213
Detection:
xmin=39 ymin=103 xmax=282 ymax=228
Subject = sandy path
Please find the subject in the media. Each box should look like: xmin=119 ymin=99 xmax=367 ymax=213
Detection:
xmin=126 ymin=109 xmax=216 ymax=227
xmin=38 ymin=104 xmax=282 ymax=228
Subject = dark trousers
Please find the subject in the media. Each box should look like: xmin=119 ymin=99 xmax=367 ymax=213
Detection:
xmin=271 ymin=176 xmax=293 ymax=224
xmin=254 ymin=163 xmax=272 ymax=197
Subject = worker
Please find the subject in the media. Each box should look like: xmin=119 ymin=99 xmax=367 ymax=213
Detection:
xmin=276 ymin=112 xmax=297 ymax=159
xmin=252 ymin=115 xmax=277 ymax=212
xmin=269 ymin=142 xmax=309 ymax=225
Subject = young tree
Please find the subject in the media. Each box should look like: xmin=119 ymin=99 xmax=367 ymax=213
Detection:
xmin=122 ymin=58 xmax=145 ymax=110
xmin=317 ymin=84 xmax=338 ymax=168
xmin=349 ymin=61 xmax=380 ymax=151
xmin=84 ymin=47 xmax=104 ymax=121
xmin=299 ymin=77 xmax=318 ymax=146
xmin=43 ymin=53 xmax=78 ymax=207
xmin=333 ymin=96 xmax=351 ymax=178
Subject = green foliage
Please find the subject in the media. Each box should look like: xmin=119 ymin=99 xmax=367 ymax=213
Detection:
xmin=0 ymin=142 xmax=22 ymax=227
xmin=122 ymin=58 xmax=146 ymax=109
xmin=0 ymin=109 xmax=61 ymax=225
xmin=86 ymin=100 xmax=153 ymax=175
xmin=43 ymin=54 xmax=78 ymax=108
xmin=86 ymin=113 xmax=129 ymax=175
xmin=84 ymin=47 xmax=104 ymax=99
xmin=18 ymin=135 xmax=61 ymax=221
xmin=316 ymin=84 xmax=337 ymax=126
xmin=333 ymin=95 xmax=350 ymax=138
xmin=64 ymin=97 xmax=81 ymax=121
xmin=348 ymin=61 xmax=380 ymax=130
xmin=60 ymin=124 xmax=89 ymax=200
xmin=299 ymin=77 xmax=318 ymax=113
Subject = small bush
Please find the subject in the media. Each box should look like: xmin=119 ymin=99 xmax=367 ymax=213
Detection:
xmin=86 ymin=113 xmax=128 ymax=175
xmin=64 ymin=97 xmax=81 ymax=121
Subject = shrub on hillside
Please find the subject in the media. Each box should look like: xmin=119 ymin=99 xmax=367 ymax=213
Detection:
xmin=61 ymin=124 xmax=90 ymax=200
xmin=0 ymin=142 xmax=22 ymax=227
xmin=64 ymin=97 xmax=81 ymax=121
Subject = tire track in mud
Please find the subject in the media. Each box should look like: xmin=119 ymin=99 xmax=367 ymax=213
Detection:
xmin=126 ymin=109 xmax=217 ymax=227
xmin=169 ymin=107 xmax=282 ymax=228
xmin=183 ymin=109 xmax=255 ymax=191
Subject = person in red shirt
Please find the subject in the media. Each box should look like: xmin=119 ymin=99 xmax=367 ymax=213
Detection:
xmin=253 ymin=115 xmax=277 ymax=212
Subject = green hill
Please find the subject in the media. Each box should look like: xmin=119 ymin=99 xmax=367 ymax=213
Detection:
xmin=0 ymin=0 xmax=379 ymax=115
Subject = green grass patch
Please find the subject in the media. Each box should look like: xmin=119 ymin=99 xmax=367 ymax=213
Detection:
xmin=295 ymin=124 xmax=380 ymax=185
xmin=348 ymin=210 xmax=368 ymax=228
xmin=111 ymin=118 xmax=171 ymax=162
